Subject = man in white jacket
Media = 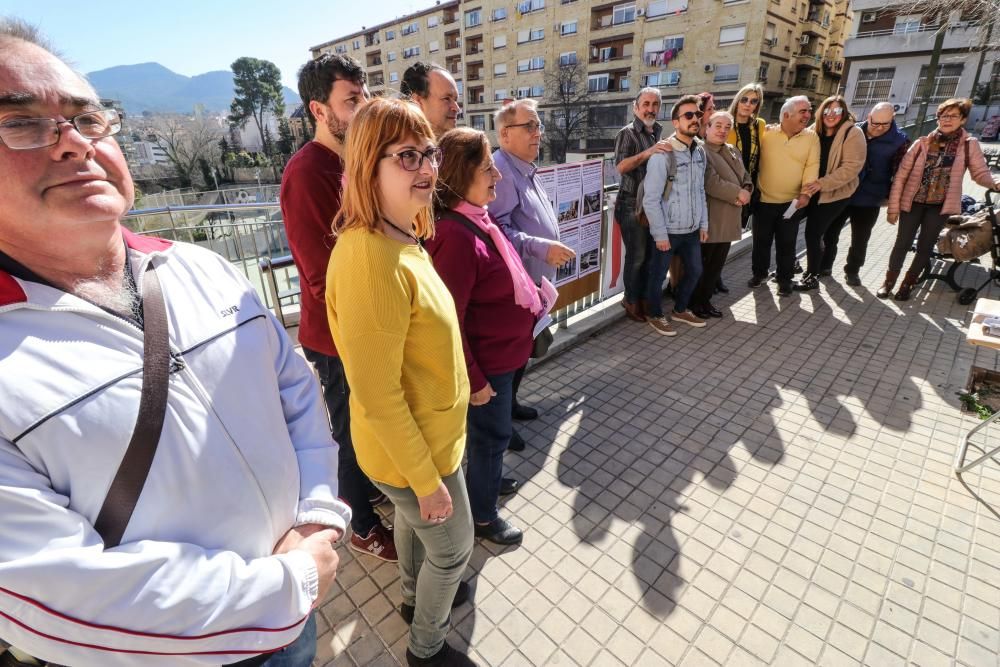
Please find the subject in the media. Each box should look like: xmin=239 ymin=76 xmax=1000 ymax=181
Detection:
xmin=0 ymin=21 xmax=350 ymax=667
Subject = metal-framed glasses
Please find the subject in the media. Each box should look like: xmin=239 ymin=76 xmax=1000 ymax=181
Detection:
xmin=937 ymin=113 xmax=962 ymax=121
xmin=0 ymin=109 xmax=122 ymax=150
xmin=382 ymin=146 xmax=443 ymax=171
xmin=506 ymin=121 xmax=544 ymax=134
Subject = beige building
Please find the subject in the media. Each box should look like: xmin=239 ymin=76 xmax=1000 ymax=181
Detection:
xmin=310 ymin=0 xmax=852 ymax=162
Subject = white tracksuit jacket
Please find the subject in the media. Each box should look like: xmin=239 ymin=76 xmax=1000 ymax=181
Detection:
xmin=0 ymin=230 xmax=351 ymax=666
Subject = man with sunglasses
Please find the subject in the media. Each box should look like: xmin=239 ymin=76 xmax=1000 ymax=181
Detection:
xmin=613 ymin=87 xmax=671 ymax=322
xmin=750 ymin=95 xmax=819 ymax=297
xmin=818 ymin=102 xmax=909 ymax=286
xmin=281 ymin=55 xmax=399 ymax=565
xmin=492 ymin=99 xmax=574 ymax=443
xmin=0 ymin=23 xmax=351 ymax=666
xmin=642 ymin=94 xmax=710 ymax=335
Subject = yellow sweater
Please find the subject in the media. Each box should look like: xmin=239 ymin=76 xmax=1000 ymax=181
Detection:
xmin=758 ymin=125 xmax=820 ymax=203
xmin=326 ymin=228 xmax=470 ymax=496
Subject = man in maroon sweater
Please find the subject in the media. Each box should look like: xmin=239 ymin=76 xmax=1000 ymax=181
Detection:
xmin=280 ymin=54 xmax=396 ymax=562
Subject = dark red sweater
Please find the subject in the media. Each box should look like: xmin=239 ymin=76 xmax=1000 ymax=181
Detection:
xmin=425 ymin=210 xmax=534 ymax=393
xmin=280 ymin=141 xmax=341 ymax=356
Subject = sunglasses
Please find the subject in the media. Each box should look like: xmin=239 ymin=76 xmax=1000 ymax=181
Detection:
xmin=677 ymin=110 xmax=704 ymax=121
xmin=382 ymin=146 xmax=443 ymax=171
xmin=739 ymin=96 xmax=760 ymax=107
xmin=822 ymin=107 xmax=844 ymax=117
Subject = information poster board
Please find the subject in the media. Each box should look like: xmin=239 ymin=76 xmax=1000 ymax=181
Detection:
xmin=536 ymin=158 xmax=605 ymax=289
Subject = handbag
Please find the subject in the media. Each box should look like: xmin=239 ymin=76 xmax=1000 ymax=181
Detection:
xmin=2 ymin=263 xmax=172 ymax=666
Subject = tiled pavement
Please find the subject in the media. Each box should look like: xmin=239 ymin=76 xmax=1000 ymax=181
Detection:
xmin=312 ymin=179 xmax=1000 ymax=666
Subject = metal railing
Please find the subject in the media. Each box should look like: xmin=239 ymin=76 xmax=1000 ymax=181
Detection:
xmin=123 ymin=184 xmax=628 ymax=333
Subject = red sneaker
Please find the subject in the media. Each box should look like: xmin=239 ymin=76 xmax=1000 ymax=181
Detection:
xmin=349 ymin=524 xmax=398 ymax=562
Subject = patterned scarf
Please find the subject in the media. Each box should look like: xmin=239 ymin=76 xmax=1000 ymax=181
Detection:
xmin=914 ymin=130 xmax=961 ymax=206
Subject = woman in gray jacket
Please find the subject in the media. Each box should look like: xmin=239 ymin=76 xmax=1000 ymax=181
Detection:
xmin=691 ymin=111 xmax=753 ymax=319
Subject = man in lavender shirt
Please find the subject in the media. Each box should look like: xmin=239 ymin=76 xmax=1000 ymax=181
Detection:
xmin=491 ymin=99 xmax=575 ymax=446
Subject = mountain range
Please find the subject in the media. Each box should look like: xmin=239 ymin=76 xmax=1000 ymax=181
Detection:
xmin=86 ymin=62 xmax=300 ymax=116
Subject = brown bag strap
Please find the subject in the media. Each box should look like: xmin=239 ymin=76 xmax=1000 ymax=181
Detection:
xmin=93 ymin=264 xmax=171 ymax=548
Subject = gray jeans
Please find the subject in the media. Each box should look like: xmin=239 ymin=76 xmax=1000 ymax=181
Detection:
xmin=374 ymin=468 xmax=473 ymax=658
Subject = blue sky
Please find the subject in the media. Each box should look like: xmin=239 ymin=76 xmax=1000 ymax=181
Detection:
xmin=2 ymin=0 xmax=427 ymax=87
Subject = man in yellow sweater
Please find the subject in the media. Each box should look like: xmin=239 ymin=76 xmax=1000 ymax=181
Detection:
xmin=749 ymin=96 xmax=819 ymax=296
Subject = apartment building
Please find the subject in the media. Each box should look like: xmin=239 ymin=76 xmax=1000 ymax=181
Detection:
xmin=311 ymin=0 xmax=851 ymax=161
xmin=843 ymin=3 xmax=1000 ymax=130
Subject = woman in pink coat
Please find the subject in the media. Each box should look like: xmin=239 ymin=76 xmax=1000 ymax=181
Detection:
xmin=881 ymin=98 xmax=1000 ymax=300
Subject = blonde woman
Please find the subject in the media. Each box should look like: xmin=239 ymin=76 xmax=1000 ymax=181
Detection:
xmin=326 ymin=97 xmax=475 ymax=667
xmin=726 ymin=82 xmax=766 ymax=193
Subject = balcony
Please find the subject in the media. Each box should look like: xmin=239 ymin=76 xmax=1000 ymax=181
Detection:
xmin=466 ymin=37 xmax=484 ymax=56
xmin=591 ymin=5 xmax=637 ymax=32
xmin=822 ymin=59 xmax=845 ymax=76
xmin=845 ymin=22 xmax=979 ymax=58
xmin=794 ymin=51 xmax=823 ymax=69
xmin=364 ymin=32 xmax=380 ymax=47
xmin=467 ymin=86 xmax=485 ymax=105
xmin=366 ymin=54 xmax=382 ymax=68
xmin=443 ymin=9 xmax=458 ymax=24
xmin=589 ymin=39 xmax=633 ymax=65
xmin=467 ymin=65 xmax=483 ymax=81
xmin=800 ymin=15 xmax=828 ymax=35
xmin=446 ymin=55 xmax=462 ymax=75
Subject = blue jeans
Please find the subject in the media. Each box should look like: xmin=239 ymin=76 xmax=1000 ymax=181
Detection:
xmin=302 ymin=348 xmax=380 ymax=537
xmin=615 ymin=196 xmax=653 ymax=304
xmin=225 ymin=614 xmax=317 ymax=667
xmin=646 ymin=230 xmax=703 ymax=316
xmin=465 ymin=371 xmax=515 ymax=524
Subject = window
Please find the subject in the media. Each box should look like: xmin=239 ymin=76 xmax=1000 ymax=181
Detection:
xmin=403 ymin=46 xmax=421 ymax=59
xmin=517 ymin=86 xmax=531 ymax=98
xmin=427 ymin=16 xmax=439 ymax=28
xmin=531 ymin=84 xmax=544 ymax=96
xmin=385 ymin=30 xmax=395 ymax=40
xmin=465 ymin=9 xmax=482 ymax=27
xmin=588 ymin=74 xmax=610 ymax=92
xmin=492 ymin=7 xmax=507 ymax=21
xmin=589 ymin=105 xmax=628 ymax=127
xmin=494 ymin=88 xmax=509 ymax=101
xmin=471 ymin=114 xmax=486 ymax=130
xmin=851 ymin=67 xmax=893 ymax=104
xmin=429 ymin=40 xmax=440 ymax=52
xmin=641 ymin=70 xmax=681 ymax=86
xmin=914 ymin=64 xmax=963 ymax=102
xmin=517 ymin=0 xmax=545 ymax=13
xmin=387 ymin=51 xmax=397 ymax=61
xmin=518 ymin=28 xmax=544 ymax=43
xmin=389 ymin=72 xmax=399 ymax=83
xmin=494 ymin=63 xmax=508 ymax=76
xmin=559 ymin=80 xmax=577 ymax=94
xmin=353 ymin=39 xmax=361 ymax=50
xmin=765 ymin=22 xmax=777 ymax=43
xmin=560 ymin=51 xmax=577 ymax=66
xmin=561 ymin=20 xmax=578 ymax=35
xmin=613 ymin=3 xmax=637 ymax=25
xmin=759 ymin=62 xmax=769 ymax=81
xmin=719 ymin=24 xmax=747 ymax=45
xmin=713 ymin=63 xmax=740 ymax=83
xmin=646 ymin=0 xmax=687 ymax=17
xmin=517 ymin=57 xmax=545 ymax=72
xmin=494 ymin=34 xmax=507 ymax=48
xmin=894 ymin=15 xmax=922 ymax=34
xmin=334 ymin=45 xmax=347 ymax=54
xmin=401 ymin=22 xmax=419 ymax=36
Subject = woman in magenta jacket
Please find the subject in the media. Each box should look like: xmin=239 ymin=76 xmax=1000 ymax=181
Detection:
xmin=425 ymin=127 xmax=541 ymax=546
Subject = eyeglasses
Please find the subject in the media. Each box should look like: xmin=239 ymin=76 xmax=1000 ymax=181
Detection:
xmin=739 ymin=96 xmax=760 ymax=107
xmin=382 ymin=146 xmax=443 ymax=171
xmin=506 ymin=121 xmax=544 ymax=134
xmin=937 ymin=113 xmax=962 ymax=121
xmin=822 ymin=107 xmax=845 ymax=117
xmin=0 ymin=109 xmax=122 ymax=151
xmin=677 ymin=111 xmax=704 ymax=121
xmin=869 ymin=121 xmax=891 ymax=128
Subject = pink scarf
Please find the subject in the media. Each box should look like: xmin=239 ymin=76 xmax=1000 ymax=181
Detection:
xmin=454 ymin=200 xmax=543 ymax=315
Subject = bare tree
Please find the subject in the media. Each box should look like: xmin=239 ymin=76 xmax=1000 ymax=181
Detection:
xmin=152 ymin=118 xmax=223 ymax=188
xmin=894 ymin=0 xmax=999 ymax=48
xmin=543 ymin=59 xmax=601 ymax=164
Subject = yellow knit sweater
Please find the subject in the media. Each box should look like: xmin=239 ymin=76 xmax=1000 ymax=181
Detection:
xmin=326 ymin=228 xmax=470 ymax=496
xmin=758 ymin=125 xmax=820 ymax=204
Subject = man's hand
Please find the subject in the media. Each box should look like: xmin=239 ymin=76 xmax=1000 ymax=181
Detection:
xmin=647 ymin=140 xmax=672 ymax=157
xmin=417 ymin=482 xmax=453 ymax=523
xmin=795 ymin=194 xmax=811 ymax=210
xmin=545 ymin=242 xmax=576 ymax=267
xmin=887 ymin=212 xmax=899 ymax=225
xmin=699 ymin=229 xmax=709 ymax=243
xmin=655 ymin=239 xmax=671 ymax=252
xmin=470 ymin=382 xmax=496 ymax=406
xmin=737 ymin=189 xmax=751 ymax=206
xmin=273 ymin=524 xmax=341 ymax=607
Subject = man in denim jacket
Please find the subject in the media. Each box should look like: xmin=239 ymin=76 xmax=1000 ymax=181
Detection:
xmin=642 ymin=94 xmax=709 ymax=336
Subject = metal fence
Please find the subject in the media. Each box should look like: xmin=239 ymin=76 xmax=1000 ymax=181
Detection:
xmin=124 ymin=184 xmax=622 ymax=330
